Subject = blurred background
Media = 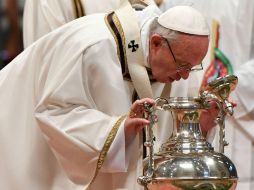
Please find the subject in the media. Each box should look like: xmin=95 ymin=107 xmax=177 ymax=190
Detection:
xmin=0 ymin=0 xmax=24 ymax=69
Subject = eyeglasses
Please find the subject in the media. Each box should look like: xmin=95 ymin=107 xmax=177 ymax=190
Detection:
xmin=163 ymin=38 xmax=203 ymax=72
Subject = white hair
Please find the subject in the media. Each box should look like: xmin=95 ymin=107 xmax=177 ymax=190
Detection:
xmin=149 ymin=18 xmax=178 ymax=42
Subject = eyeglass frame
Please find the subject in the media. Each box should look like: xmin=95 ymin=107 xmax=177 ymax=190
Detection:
xmin=163 ymin=37 xmax=203 ymax=72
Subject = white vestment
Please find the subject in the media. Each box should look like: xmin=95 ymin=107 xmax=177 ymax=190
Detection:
xmin=0 ymin=5 xmax=174 ymax=190
xmin=22 ymin=0 xmax=156 ymax=48
xmin=23 ymin=0 xmax=123 ymax=48
xmin=160 ymin=1 xmax=254 ymax=189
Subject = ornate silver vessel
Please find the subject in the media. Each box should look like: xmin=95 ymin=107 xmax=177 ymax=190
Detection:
xmin=138 ymin=75 xmax=238 ymax=190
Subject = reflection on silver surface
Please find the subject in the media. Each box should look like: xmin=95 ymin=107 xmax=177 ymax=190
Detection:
xmin=138 ymin=75 xmax=238 ymax=190
xmin=148 ymin=179 xmax=237 ymax=190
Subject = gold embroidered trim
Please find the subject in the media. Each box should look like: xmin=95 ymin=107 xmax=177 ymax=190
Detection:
xmin=86 ymin=115 xmax=126 ymax=189
xmin=105 ymin=13 xmax=156 ymax=83
xmin=104 ymin=15 xmax=120 ymax=62
xmin=73 ymin=0 xmax=85 ymax=18
xmin=104 ymin=13 xmax=134 ymax=81
xmin=112 ymin=14 xmax=127 ymax=67
xmin=104 ymin=13 xmax=127 ymax=68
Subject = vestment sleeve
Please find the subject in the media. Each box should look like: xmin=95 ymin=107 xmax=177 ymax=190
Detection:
xmin=34 ymin=40 xmax=132 ymax=185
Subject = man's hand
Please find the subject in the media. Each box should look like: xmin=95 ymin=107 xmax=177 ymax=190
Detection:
xmin=200 ymin=98 xmax=237 ymax=137
xmin=199 ymin=101 xmax=219 ymax=136
xmin=124 ymin=98 xmax=155 ymax=145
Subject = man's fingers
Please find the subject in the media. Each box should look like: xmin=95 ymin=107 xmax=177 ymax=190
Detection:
xmin=127 ymin=118 xmax=150 ymax=126
xmin=129 ymin=98 xmax=155 ymax=118
xmin=125 ymin=98 xmax=155 ymax=142
xmin=124 ymin=118 xmax=150 ymax=143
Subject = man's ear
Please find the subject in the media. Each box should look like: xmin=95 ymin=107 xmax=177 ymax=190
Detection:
xmin=150 ymin=34 xmax=163 ymax=52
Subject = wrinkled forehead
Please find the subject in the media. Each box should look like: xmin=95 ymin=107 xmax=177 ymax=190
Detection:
xmin=172 ymin=34 xmax=209 ymax=62
xmin=172 ymin=32 xmax=209 ymax=48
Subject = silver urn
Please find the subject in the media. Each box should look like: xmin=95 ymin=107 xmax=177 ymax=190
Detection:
xmin=138 ymin=75 xmax=238 ymax=190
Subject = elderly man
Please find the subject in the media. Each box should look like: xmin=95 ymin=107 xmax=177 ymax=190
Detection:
xmin=0 ymin=2 xmax=211 ymax=190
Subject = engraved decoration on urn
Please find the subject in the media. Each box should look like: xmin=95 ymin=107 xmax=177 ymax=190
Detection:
xmin=138 ymin=75 xmax=238 ymax=190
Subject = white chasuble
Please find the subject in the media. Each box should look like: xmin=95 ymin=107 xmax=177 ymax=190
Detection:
xmin=23 ymin=0 xmax=123 ymax=48
xmin=1 ymin=12 xmax=139 ymax=190
xmin=0 ymin=3 xmax=170 ymax=190
xmin=23 ymin=0 xmax=157 ymax=48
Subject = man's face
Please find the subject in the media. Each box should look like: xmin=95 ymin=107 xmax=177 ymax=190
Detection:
xmin=149 ymin=33 xmax=209 ymax=83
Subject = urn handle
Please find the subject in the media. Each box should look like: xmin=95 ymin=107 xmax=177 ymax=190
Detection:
xmin=201 ymin=75 xmax=238 ymax=153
